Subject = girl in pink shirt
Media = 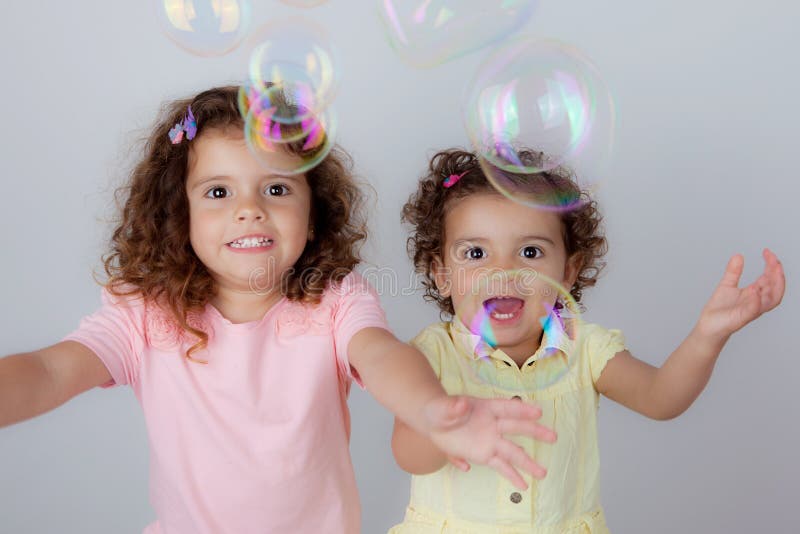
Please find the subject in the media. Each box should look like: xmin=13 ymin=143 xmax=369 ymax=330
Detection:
xmin=0 ymin=85 xmax=558 ymax=534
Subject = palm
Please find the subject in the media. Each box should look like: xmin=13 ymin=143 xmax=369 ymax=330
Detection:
xmin=430 ymin=400 xmax=507 ymax=462
xmin=700 ymin=249 xmax=785 ymax=338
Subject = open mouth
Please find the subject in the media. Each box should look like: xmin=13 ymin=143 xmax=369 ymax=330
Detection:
xmin=483 ymin=296 xmax=525 ymax=321
xmin=227 ymin=236 xmax=274 ymax=249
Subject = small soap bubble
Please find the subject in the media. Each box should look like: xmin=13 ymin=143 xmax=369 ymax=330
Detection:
xmin=243 ymin=98 xmax=337 ymax=176
xmin=248 ymin=17 xmax=339 ymax=117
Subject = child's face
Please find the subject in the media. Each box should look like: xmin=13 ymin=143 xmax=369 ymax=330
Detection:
xmin=434 ymin=193 xmax=578 ymax=360
xmin=186 ymin=130 xmax=312 ymax=296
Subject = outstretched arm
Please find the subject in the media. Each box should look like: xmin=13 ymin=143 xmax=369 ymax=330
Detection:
xmin=349 ymin=327 xmax=556 ymax=489
xmin=596 ymin=249 xmax=785 ymax=420
xmin=0 ymin=341 xmax=112 ymax=428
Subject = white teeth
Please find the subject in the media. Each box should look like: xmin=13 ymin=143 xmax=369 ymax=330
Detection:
xmin=491 ymin=311 xmax=515 ymax=320
xmin=229 ymin=237 xmax=273 ymax=249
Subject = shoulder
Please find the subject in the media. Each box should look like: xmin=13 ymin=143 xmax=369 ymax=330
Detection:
xmin=409 ymin=322 xmax=453 ymax=375
xmin=326 ymin=270 xmax=378 ymax=301
xmin=100 ymin=284 xmax=147 ymax=311
xmin=410 ymin=322 xmax=451 ymax=351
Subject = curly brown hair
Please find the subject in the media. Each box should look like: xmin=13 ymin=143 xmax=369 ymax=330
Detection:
xmin=103 ymin=85 xmax=367 ymax=359
xmin=402 ymin=148 xmax=607 ymax=316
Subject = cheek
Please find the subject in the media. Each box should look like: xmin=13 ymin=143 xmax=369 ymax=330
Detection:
xmin=189 ymin=209 xmax=223 ymax=248
xmin=449 ymin=267 xmax=480 ymax=302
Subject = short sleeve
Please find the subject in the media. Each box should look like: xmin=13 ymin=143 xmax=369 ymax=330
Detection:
xmin=410 ymin=328 xmax=443 ymax=380
xmin=62 ymin=289 xmax=146 ymax=388
xmin=584 ymin=323 xmax=627 ymax=385
xmin=331 ymin=271 xmax=391 ymax=388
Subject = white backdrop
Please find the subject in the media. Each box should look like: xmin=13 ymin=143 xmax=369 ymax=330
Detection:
xmin=1 ymin=1 xmax=797 ymax=533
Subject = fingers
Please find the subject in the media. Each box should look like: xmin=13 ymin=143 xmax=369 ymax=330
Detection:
xmin=719 ymin=254 xmax=744 ymax=288
xmin=487 ymin=456 xmax=529 ymax=490
xmin=497 ymin=418 xmax=557 ymax=443
xmin=495 ymin=439 xmax=548 ymax=480
xmin=485 ymin=398 xmax=543 ymax=420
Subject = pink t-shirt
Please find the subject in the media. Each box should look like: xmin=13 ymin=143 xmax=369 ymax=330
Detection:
xmin=64 ymin=272 xmax=388 ymax=534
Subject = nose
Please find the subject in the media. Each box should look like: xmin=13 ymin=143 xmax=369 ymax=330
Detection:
xmin=491 ymin=254 xmax=519 ymax=273
xmin=234 ymin=195 xmax=266 ymax=222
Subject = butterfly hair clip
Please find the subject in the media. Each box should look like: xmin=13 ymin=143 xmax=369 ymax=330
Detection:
xmin=443 ymin=171 xmax=467 ymax=188
xmin=168 ymin=106 xmax=197 ymax=144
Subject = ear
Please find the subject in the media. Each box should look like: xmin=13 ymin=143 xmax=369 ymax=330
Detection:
xmin=431 ymin=255 xmax=451 ymax=298
xmin=563 ymin=254 xmax=581 ymax=291
xmin=307 ymin=227 xmax=315 ymax=241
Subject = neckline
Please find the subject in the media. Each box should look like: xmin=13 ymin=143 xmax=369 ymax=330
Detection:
xmin=206 ymin=296 xmax=289 ymax=330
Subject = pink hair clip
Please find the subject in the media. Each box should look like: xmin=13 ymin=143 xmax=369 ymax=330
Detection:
xmin=443 ymin=171 xmax=467 ymax=188
xmin=168 ymin=106 xmax=197 ymax=144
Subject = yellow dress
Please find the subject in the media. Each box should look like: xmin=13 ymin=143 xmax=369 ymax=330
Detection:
xmin=389 ymin=317 xmax=626 ymax=534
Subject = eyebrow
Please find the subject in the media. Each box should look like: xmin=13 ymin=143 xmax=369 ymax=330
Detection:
xmin=453 ymin=235 xmax=556 ymax=246
xmin=189 ymin=174 xmax=301 ymax=191
xmin=520 ymin=235 xmax=557 ymax=246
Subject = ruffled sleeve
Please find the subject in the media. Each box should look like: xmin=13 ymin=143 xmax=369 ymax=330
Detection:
xmin=583 ymin=323 xmax=627 ymax=386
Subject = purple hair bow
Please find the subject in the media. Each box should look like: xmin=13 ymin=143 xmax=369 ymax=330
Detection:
xmin=169 ymin=106 xmax=197 ymax=144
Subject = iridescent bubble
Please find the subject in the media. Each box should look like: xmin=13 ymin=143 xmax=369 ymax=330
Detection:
xmin=248 ymin=17 xmax=339 ymax=117
xmin=378 ymin=0 xmax=537 ymax=68
xmin=156 ymin=0 xmax=251 ymax=57
xmin=243 ymin=97 xmax=337 ymax=175
xmin=463 ymin=39 xmax=615 ymax=211
xmin=453 ymin=269 xmax=581 ymax=392
xmin=238 ymin=79 xmax=320 ymax=127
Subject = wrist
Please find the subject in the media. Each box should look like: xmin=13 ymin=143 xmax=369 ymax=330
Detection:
xmin=689 ymin=322 xmax=729 ymax=358
xmin=408 ymin=387 xmax=456 ymax=438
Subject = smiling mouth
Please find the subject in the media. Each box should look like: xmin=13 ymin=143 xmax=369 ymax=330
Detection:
xmin=227 ymin=237 xmax=274 ymax=249
xmin=483 ymin=296 xmax=525 ymax=320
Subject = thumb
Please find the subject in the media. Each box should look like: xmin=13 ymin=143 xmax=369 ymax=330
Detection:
xmin=425 ymin=395 xmax=472 ymax=431
xmin=447 ymin=455 xmax=472 ymax=472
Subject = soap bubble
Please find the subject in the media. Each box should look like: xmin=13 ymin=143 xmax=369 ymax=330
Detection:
xmin=452 ymin=269 xmax=582 ymax=392
xmin=463 ymin=39 xmax=615 ymax=210
xmin=378 ymin=0 xmax=537 ymax=68
xmin=156 ymin=0 xmax=251 ymax=56
xmin=243 ymin=92 xmax=338 ymax=175
xmin=248 ymin=17 xmax=339 ymax=117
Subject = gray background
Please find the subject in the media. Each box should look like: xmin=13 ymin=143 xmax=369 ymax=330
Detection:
xmin=1 ymin=1 xmax=797 ymax=533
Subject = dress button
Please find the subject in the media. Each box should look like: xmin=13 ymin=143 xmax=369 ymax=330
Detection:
xmin=511 ymin=395 xmax=522 ymax=401
xmin=510 ymin=492 xmax=522 ymax=504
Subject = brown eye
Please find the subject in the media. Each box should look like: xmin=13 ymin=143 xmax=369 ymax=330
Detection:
xmin=466 ymin=247 xmax=485 ymax=260
xmin=205 ymin=186 xmax=229 ymax=199
xmin=521 ymin=246 xmax=542 ymax=259
xmin=267 ymin=184 xmax=289 ymax=196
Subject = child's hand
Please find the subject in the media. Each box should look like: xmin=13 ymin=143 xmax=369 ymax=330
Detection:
xmin=699 ymin=248 xmax=785 ymax=341
xmin=422 ymin=395 xmax=557 ymax=490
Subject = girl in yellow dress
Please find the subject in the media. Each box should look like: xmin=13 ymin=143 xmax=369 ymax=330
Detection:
xmin=389 ymin=148 xmax=785 ymax=533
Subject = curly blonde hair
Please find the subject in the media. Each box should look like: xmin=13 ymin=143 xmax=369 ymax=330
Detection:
xmin=402 ymin=148 xmax=607 ymax=316
xmin=103 ymin=85 xmax=367 ymax=359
